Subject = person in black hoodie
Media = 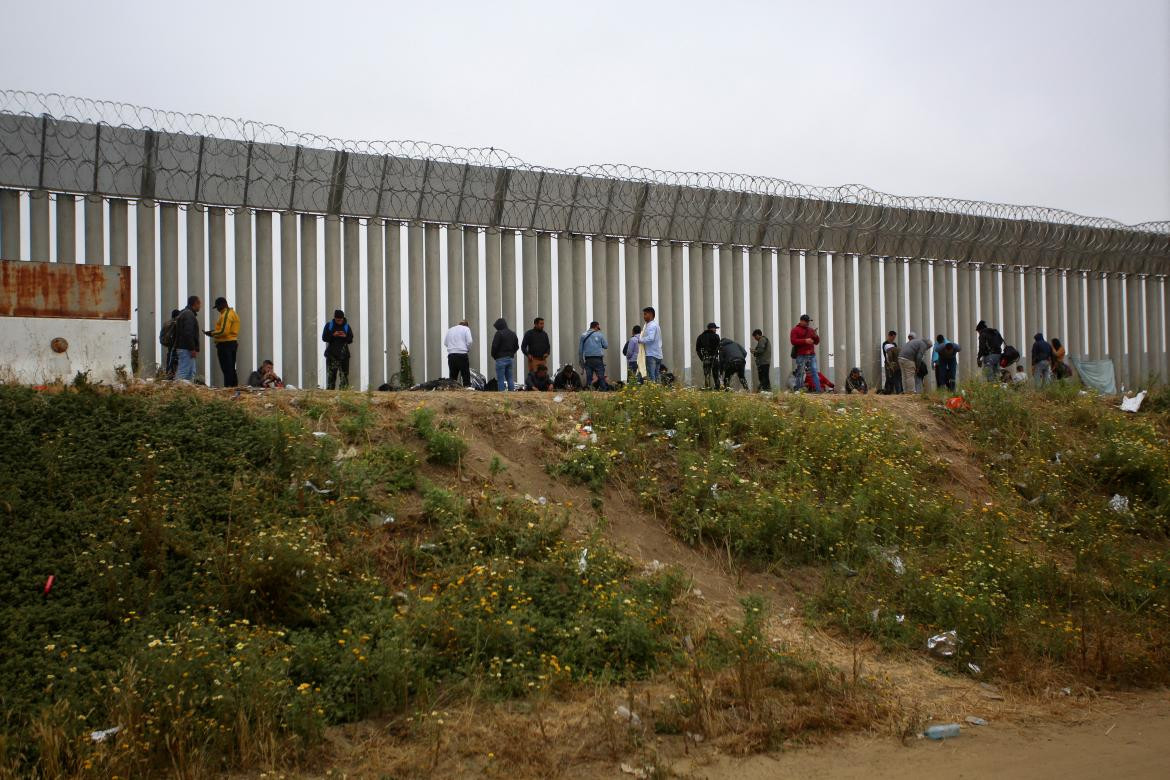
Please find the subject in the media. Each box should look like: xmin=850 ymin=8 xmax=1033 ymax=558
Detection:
xmin=719 ymin=337 xmax=750 ymax=390
xmin=490 ymin=317 xmax=519 ymax=391
xmin=1031 ymin=332 xmax=1053 ymax=387
xmin=696 ymin=322 xmax=722 ymax=389
xmin=521 ymin=317 xmax=551 ymax=375
xmin=322 ymin=309 xmax=354 ymax=389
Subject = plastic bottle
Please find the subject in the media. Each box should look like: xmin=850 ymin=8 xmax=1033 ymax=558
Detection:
xmin=924 ymin=723 xmax=961 ymax=740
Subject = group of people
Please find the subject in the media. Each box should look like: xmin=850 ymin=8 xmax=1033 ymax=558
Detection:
xmin=160 ymin=294 xmax=353 ymax=390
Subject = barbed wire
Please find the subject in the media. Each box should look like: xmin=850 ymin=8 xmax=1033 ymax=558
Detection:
xmin=0 ymin=89 xmax=1166 ymax=270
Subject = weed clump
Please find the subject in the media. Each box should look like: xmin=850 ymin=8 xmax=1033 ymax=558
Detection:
xmin=409 ymin=406 xmax=469 ymax=466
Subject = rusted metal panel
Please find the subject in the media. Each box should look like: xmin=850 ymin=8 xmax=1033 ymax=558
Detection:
xmin=0 ymin=259 xmax=131 ymax=320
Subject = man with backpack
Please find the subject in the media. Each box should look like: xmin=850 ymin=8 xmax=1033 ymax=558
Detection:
xmin=881 ymin=331 xmax=902 ymax=394
xmin=159 ymin=308 xmax=181 ymax=379
xmin=696 ymin=322 xmax=722 ymax=389
xmin=322 ymin=309 xmax=354 ymax=389
xmin=623 ymin=325 xmax=642 ymax=382
xmin=976 ymin=320 xmax=1005 ymax=382
xmin=932 ymin=334 xmax=961 ymax=391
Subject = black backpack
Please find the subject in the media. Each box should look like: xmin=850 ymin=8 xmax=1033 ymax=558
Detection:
xmin=159 ymin=318 xmax=177 ymax=348
xmin=1002 ymin=345 xmax=1020 ymax=366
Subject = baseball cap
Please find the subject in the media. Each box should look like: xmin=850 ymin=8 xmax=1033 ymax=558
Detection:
xmin=706 ymin=322 xmax=718 ymax=330
xmin=800 ymin=314 xmax=812 ymax=322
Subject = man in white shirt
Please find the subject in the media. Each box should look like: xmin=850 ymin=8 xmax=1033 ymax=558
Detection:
xmin=638 ymin=306 xmax=664 ymax=381
xmin=444 ymin=320 xmax=474 ymax=386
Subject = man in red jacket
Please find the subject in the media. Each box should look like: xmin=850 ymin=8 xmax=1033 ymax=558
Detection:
xmin=789 ymin=314 xmax=821 ymax=392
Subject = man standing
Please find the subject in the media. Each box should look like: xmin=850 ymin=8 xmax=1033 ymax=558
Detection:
xmin=578 ymin=321 xmax=609 ymax=390
xmin=881 ymin=331 xmax=902 ymax=394
xmin=490 ymin=317 xmax=519 ymax=391
xmin=751 ymin=328 xmax=771 ymax=391
xmin=159 ymin=308 xmax=181 ymax=379
xmin=175 ymin=296 xmax=202 ymax=382
xmin=696 ymin=322 xmax=722 ymax=389
xmin=624 ymin=325 xmax=642 ymax=381
xmin=205 ymin=296 xmax=240 ymax=387
xmin=520 ymin=317 xmax=551 ymax=375
xmin=322 ymin=309 xmax=354 ymax=389
xmin=1031 ymin=332 xmax=1053 ymax=387
xmin=638 ymin=307 xmax=663 ymax=382
xmin=899 ymin=332 xmax=932 ymax=394
xmin=444 ymin=319 xmax=474 ymax=387
xmin=932 ymin=334 xmax=961 ymax=391
xmin=975 ymin=320 xmax=1005 ymax=383
xmin=789 ymin=314 xmax=821 ymax=392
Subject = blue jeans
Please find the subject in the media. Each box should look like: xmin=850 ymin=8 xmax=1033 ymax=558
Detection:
xmin=794 ymin=354 xmax=820 ymax=392
xmin=583 ymin=356 xmax=607 ymax=389
xmin=982 ymin=352 xmax=1001 ymax=382
xmin=645 ymin=356 xmax=661 ymax=382
xmin=176 ymin=349 xmax=198 ymax=381
xmin=495 ymin=357 xmax=514 ymax=391
xmin=628 ymin=361 xmax=639 ymax=382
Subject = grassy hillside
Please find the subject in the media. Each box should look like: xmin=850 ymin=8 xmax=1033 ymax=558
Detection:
xmin=2 ymin=381 xmax=1167 ymax=777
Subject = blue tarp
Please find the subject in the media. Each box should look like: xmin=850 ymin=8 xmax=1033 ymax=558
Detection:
xmin=1068 ymin=357 xmax=1117 ymax=395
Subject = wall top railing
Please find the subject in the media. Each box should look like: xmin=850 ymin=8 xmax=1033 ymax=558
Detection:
xmin=1 ymin=89 xmax=1167 ymax=272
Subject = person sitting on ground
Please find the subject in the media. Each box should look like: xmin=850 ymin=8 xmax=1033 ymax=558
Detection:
xmin=804 ymin=370 xmax=835 ymax=392
xmin=553 ymin=363 xmax=583 ymax=391
xmin=623 ymin=325 xmax=642 ymax=382
xmin=1012 ymin=364 xmax=1028 ymax=384
xmin=247 ymin=359 xmax=284 ymax=389
xmin=719 ymin=336 xmax=750 ymax=390
xmin=844 ymin=367 xmax=868 ymax=394
xmin=525 ymin=363 xmax=553 ymax=392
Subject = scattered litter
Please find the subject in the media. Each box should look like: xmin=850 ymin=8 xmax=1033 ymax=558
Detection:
xmin=878 ymin=547 xmax=906 ymax=575
xmin=683 ymin=635 xmax=695 ymax=652
xmin=1120 ymin=390 xmax=1147 ymax=413
xmin=1053 ymin=452 xmax=1062 ymax=464
xmin=613 ymin=705 xmax=642 ymax=728
xmin=692 ymin=588 xmax=704 ymax=599
xmin=90 ymin=726 xmax=121 ymax=743
xmin=381 ymin=515 xmax=395 ymax=526
xmin=537 ymin=496 xmax=548 ymax=505
xmin=620 ymin=763 xmax=649 ymax=778
xmin=995 ymin=452 xmax=1012 ymax=462
xmin=709 ymin=483 xmax=718 ymax=495
xmin=965 ymin=716 xmax=988 ymax=727
xmin=553 ymin=394 xmax=564 ymax=403
xmin=869 ymin=608 xmax=880 ymax=623
xmin=390 ymin=591 xmax=409 ymax=604
xmin=967 ymin=662 xmax=982 ymax=675
xmin=944 ymin=396 xmax=971 ymax=412
xmin=720 ymin=439 xmax=743 ymax=452
xmin=834 ymin=562 xmax=859 ymax=577
xmin=1105 ymin=722 xmax=1116 ymax=736
xmin=577 ymin=548 xmax=588 ymax=575
xmin=663 ymin=428 xmax=677 ymax=438
xmin=687 ymin=732 xmax=705 ymax=743
xmin=927 ymin=629 xmax=958 ymax=658
xmin=311 ymin=431 xmax=329 ymax=439
xmin=334 ymin=445 xmax=359 ymax=461
xmin=1059 ymin=686 xmax=1072 ymax=697
xmin=924 ymin=723 xmax=961 ymax=740
xmin=895 ymin=614 xmax=905 ymax=624
xmin=1109 ymin=494 xmax=1129 ymax=513
xmin=303 ymin=480 xmax=333 ymax=495
xmin=575 ymin=444 xmax=586 ymax=450
xmin=285 ymin=384 xmax=298 ymax=390
xmin=642 ymin=560 xmax=664 ymax=575
xmin=979 ymin=682 xmax=1005 ymax=701
xmin=43 ymin=575 xmax=55 ymax=596
xmin=418 ymin=543 xmax=439 ymax=552
xmin=264 ymin=403 xmax=274 ymax=409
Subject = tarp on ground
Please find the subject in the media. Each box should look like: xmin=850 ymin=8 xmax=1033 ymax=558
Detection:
xmin=1068 ymin=357 xmax=1117 ymax=395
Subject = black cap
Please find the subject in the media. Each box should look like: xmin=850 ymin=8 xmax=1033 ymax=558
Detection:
xmin=800 ymin=314 xmax=812 ymax=322
xmin=706 ymin=322 xmax=718 ymax=330
xmin=334 ymin=309 xmax=345 ymax=319
xmin=214 ymin=297 xmax=227 ymax=308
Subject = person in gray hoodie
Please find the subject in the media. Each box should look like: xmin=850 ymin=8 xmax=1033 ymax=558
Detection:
xmin=898 ymin=332 xmax=932 ymax=394
xmin=720 ymin=337 xmax=750 ymax=390
xmin=490 ymin=317 xmax=519 ymax=391
xmin=578 ymin=321 xmax=609 ymax=390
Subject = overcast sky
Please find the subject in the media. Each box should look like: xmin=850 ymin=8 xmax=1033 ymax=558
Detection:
xmin=3 ymin=0 xmax=1168 ymax=225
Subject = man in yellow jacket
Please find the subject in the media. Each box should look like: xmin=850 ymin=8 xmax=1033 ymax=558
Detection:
xmin=204 ymin=296 xmax=240 ymax=386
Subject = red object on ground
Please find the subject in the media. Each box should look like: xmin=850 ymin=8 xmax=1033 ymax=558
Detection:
xmin=43 ymin=575 xmax=55 ymax=595
xmin=803 ymin=372 xmax=835 ymax=391
xmin=945 ymin=396 xmax=971 ymax=412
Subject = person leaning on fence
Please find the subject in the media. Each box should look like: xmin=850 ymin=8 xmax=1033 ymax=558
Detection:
xmin=578 ymin=321 xmax=609 ymax=391
xmin=490 ymin=317 xmax=519 ymax=391
xmin=174 ymin=296 xmax=202 ymax=382
xmin=789 ymin=314 xmax=821 ymax=392
xmin=751 ymin=328 xmax=771 ymax=391
xmin=623 ymin=325 xmax=642 ymax=381
xmin=1031 ymin=333 xmax=1053 ymax=387
xmin=899 ymin=332 xmax=932 ymax=394
xmin=696 ymin=322 xmax=722 ymax=389
xmin=159 ymin=308 xmax=181 ymax=379
xmin=521 ymin=317 xmax=550 ymax=375
xmin=322 ymin=309 xmax=354 ymax=390
xmin=638 ymin=307 xmax=663 ymax=381
xmin=205 ymin=296 xmax=240 ymax=387
xmin=975 ymin=320 xmax=1005 ymax=382
xmin=444 ymin=319 xmax=473 ymax=386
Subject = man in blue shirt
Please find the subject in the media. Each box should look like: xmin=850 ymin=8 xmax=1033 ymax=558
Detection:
xmin=578 ymin=321 xmax=609 ymax=390
xmin=638 ymin=307 xmax=663 ymax=381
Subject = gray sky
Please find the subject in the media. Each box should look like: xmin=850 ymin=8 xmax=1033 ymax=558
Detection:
xmin=3 ymin=0 xmax=1168 ymax=224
